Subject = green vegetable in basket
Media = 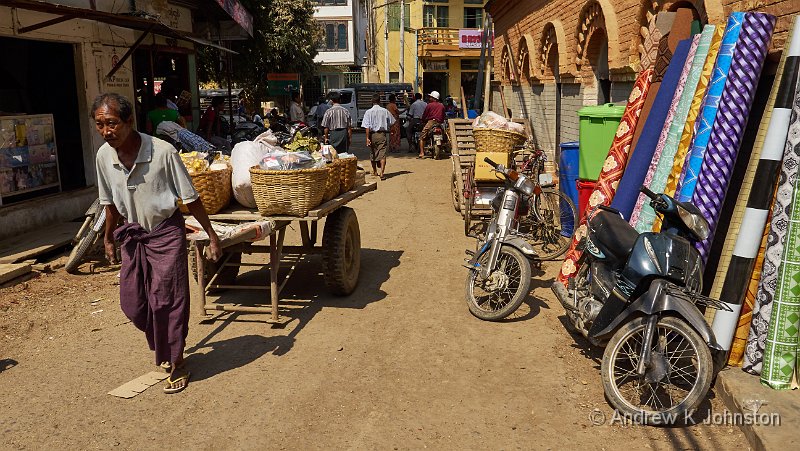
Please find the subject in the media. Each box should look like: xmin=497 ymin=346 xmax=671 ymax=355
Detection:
xmin=285 ymin=133 xmax=320 ymax=153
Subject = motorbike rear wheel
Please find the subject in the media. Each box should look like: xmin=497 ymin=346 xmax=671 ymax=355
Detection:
xmin=601 ymin=316 xmax=713 ymax=425
xmin=518 ymin=189 xmax=576 ymax=260
xmin=466 ymin=245 xmax=532 ymax=321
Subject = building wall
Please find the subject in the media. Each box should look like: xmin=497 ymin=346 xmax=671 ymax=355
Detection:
xmin=314 ymin=1 xmax=359 ymax=66
xmin=487 ymin=0 xmax=799 ymax=160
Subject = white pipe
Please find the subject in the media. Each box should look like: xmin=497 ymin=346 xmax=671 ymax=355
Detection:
xmin=399 ymin=0 xmax=405 ymax=83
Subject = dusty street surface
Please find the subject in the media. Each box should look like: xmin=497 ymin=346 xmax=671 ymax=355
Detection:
xmin=1 ymin=135 xmax=747 ymax=449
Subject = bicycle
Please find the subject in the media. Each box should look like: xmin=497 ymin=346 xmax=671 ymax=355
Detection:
xmin=511 ymin=141 xmax=577 ymax=260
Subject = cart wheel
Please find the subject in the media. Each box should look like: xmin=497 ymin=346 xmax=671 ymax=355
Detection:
xmin=322 ymin=207 xmax=361 ymax=295
xmin=189 ymin=241 xmax=241 ymax=291
xmin=451 ymin=172 xmax=461 ymax=213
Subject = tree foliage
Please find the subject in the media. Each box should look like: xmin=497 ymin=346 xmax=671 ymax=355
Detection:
xmin=197 ymin=0 xmax=320 ymax=104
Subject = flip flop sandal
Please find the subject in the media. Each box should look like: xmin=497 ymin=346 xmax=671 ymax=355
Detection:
xmin=163 ymin=372 xmax=191 ymax=394
xmin=159 ymin=362 xmax=172 ymax=373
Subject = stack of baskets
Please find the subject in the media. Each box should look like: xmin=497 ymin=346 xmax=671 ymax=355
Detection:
xmin=179 ymin=166 xmax=232 ymax=214
xmin=249 ymin=166 xmax=330 ymax=217
xmin=472 ymin=128 xmax=527 ymax=181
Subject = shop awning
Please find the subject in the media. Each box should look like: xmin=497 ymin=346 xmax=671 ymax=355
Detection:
xmin=0 ymin=0 xmax=239 ymax=78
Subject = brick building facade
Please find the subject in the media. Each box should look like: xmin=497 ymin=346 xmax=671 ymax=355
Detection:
xmin=486 ymin=0 xmax=798 ymax=161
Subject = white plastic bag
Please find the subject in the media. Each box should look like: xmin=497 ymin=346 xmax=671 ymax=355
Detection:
xmin=230 ymin=141 xmax=271 ymax=208
xmin=506 ymin=121 xmax=525 ymax=134
xmin=254 ymin=129 xmax=278 ymax=146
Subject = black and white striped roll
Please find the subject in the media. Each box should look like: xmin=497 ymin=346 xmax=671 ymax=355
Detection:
xmin=712 ymin=16 xmax=800 ymax=351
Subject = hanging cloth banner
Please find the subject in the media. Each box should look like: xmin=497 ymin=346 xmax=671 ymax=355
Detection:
xmin=744 ymin=76 xmax=800 ymax=375
xmin=631 ymin=32 xmax=705 ymax=231
xmin=556 ymin=69 xmax=654 ymax=284
xmin=610 ymin=39 xmax=692 ymax=220
xmin=676 ymin=13 xmax=745 ymax=202
xmin=711 ymin=16 xmax=800 ymax=354
xmin=691 ymin=12 xmax=776 ymax=262
xmin=661 ymin=26 xmax=725 ymax=203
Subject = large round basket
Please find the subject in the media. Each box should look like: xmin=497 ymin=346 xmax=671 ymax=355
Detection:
xmin=178 ymin=166 xmax=232 ymax=215
xmin=322 ymin=160 xmax=343 ymax=202
xmin=249 ymin=166 xmax=329 ymax=217
xmin=339 ymin=156 xmax=358 ymax=193
xmin=473 ymin=128 xmax=527 ymax=153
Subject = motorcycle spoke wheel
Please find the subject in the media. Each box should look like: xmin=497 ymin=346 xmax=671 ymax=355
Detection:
xmin=465 ymin=246 xmax=531 ymax=321
xmin=518 ymin=189 xmax=576 ymax=260
xmin=601 ymin=316 xmax=713 ymax=424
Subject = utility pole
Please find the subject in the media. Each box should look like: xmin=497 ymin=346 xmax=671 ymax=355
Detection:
xmin=399 ymin=0 xmax=405 ymax=83
xmin=414 ymin=28 xmax=419 ymax=92
xmin=384 ymin=3 xmax=389 ymax=81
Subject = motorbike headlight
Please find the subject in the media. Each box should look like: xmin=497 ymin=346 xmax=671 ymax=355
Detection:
xmin=515 ymin=176 xmax=535 ymax=196
xmin=677 ymin=204 xmax=710 ymax=240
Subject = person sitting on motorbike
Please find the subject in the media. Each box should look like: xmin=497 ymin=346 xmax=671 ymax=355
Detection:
xmin=417 ymin=91 xmax=445 ymax=159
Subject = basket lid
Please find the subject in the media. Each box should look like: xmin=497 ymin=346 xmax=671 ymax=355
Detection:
xmin=577 ymin=103 xmax=625 ymax=118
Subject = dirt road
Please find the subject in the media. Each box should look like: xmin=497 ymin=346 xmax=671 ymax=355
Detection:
xmin=0 ymin=135 xmax=746 ymax=449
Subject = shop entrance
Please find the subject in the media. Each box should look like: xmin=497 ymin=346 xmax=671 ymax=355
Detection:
xmin=0 ymin=36 xmax=85 ymax=204
xmin=460 ymin=72 xmax=478 ymax=108
xmin=133 ymin=48 xmax=193 ymax=132
xmin=423 ymin=72 xmax=448 ymax=98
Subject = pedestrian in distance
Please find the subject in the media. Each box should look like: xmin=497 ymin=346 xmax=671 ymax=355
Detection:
xmin=418 ymin=91 xmax=445 ymax=159
xmin=321 ymin=91 xmax=353 ymax=154
xmin=92 ymin=93 xmax=222 ymax=395
xmin=406 ymin=93 xmax=426 ymax=153
xmin=310 ymin=96 xmax=331 ymax=136
xmin=198 ymin=96 xmax=228 ymax=151
xmin=289 ymin=91 xmax=305 ymax=122
xmin=386 ymin=94 xmax=401 ymax=153
xmin=146 ymin=93 xmax=185 ymax=135
xmin=362 ymin=93 xmax=395 ymax=180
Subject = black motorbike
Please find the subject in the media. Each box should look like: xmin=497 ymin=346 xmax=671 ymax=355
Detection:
xmin=551 ymin=186 xmax=731 ymax=424
xmin=267 ymin=112 xmax=317 ymax=146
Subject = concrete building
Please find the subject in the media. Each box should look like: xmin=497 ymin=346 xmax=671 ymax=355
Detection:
xmin=368 ymin=0 xmax=487 ymax=101
xmin=313 ymin=0 xmax=368 ymax=91
xmin=0 ymin=0 xmax=252 ymax=240
xmin=486 ymin=0 xmax=799 ymax=163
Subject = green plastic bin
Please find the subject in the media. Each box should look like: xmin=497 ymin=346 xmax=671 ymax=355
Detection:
xmin=577 ymin=103 xmax=625 ymax=181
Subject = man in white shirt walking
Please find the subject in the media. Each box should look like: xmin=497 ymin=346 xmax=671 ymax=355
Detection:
xmin=361 ymin=93 xmax=395 ymax=180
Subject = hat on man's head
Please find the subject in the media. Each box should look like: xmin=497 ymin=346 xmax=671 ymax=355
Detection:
xmin=429 ymin=91 xmax=440 ymax=100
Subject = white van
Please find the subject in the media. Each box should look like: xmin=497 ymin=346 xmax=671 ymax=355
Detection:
xmin=328 ymin=83 xmax=413 ymax=128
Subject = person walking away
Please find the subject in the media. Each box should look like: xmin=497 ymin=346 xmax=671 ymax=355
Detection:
xmin=386 ymin=94 xmax=401 ymax=153
xmin=407 ymin=93 xmax=426 ymax=153
xmin=198 ymin=96 xmax=228 ymax=150
xmin=362 ymin=93 xmax=395 ymax=180
xmin=92 ymin=93 xmax=221 ymax=394
xmin=146 ymin=93 xmax=185 ymax=135
xmin=311 ymin=96 xmax=331 ymax=136
xmin=321 ymin=91 xmax=352 ymax=154
xmin=418 ymin=91 xmax=445 ymax=158
xmin=289 ymin=92 xmax=305 ymax=122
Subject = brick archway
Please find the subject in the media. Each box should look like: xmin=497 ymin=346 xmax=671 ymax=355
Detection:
xmin=539 ymin=21 xmax=567 ymax=81
xmin=517 ymin=34 xmax=536 ymax=82
xmin=633 ymin=0 xmax=723 ymax=65
xmin=500 ymin=44 xmax=518 ymax=83
xmin=575 ymin=0 xmax=620 ymax=72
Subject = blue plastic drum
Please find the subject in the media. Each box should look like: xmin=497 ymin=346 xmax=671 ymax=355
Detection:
xmin=559 ymin=142 xmax=580 ymax=236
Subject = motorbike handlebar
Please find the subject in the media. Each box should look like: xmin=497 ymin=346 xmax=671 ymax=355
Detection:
xmin=640 ymin=186 xmax=658 ymax=200
xmin=484 ymin=157 xmax=499 ymax=169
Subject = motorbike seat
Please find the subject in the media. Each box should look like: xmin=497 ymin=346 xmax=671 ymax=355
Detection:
xmin=590 ymin=210 xmax=638 ymax=261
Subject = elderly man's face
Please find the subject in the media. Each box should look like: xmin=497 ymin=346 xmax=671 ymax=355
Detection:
xmin=94 ymin=103 xmax=134 ymax=149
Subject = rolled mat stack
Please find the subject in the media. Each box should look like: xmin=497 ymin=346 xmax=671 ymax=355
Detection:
xmin=610 ymin=39 xmax=692 ymax=219
xmin=557 ymin=69 xmax=654 ymax=284
xmin=744 ymin=76 xmax=800 ymax=375
xmin=690 ymin=12 xmax=777 ymax=262
xmin=712 ymin=16 xmax=800 ymax=359
xmin=675 ymin=13 xmax=745 ymax=203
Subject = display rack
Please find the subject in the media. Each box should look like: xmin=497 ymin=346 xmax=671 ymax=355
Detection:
xmin=0 ymin=114 xmax=61 ymax=206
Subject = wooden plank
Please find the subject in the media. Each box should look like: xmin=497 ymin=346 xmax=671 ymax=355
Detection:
xmin=208 ymin=182 xmax=377 ymax=222
xmin=0 ymin=263 xmax=32 ymax=285
xmin=0 ymin=222 xmax=80 ymax=264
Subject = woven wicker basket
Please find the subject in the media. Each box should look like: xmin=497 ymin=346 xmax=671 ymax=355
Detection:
xmin=339 ymin=156 xmax=358 ymax=193
xmin=249 ymin=166 xmax=329 ymax=217
xmin=473 ymin=128 xmax=527 ymax=153
xmin=178 ymin=166 xmax=232 ymax=215
xmin=322 ymin=160 xmax=342 ymax=202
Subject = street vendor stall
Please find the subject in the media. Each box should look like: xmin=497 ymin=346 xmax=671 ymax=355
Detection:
xmin=186 ymin=182 xmax=375 ymax=324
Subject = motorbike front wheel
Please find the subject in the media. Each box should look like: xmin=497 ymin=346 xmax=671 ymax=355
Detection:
xmin=601 ymin=316 xmax=713 ymax=425
xmin=465 ymin=245 xmax=532 ymax=321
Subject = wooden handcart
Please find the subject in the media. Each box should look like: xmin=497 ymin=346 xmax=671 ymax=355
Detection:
xmin=187 ymin=182 xmax=377 ymax=324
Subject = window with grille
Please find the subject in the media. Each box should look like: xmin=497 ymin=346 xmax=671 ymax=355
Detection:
xmin=318 ymin=21 xmax=349 ymax=51
xmin=388 ymin=3 xmax=411 ymax=31
xmin=463 ymin=7 xmax=482 ymax=28
xmin=423 ymin=5 xmax=449 ymax=27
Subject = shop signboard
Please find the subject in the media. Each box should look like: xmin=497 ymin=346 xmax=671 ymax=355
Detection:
xmin=215 ymin=0 xmax=254 ymax=37
xmin=458 ymin=30 xmax=493 ymax=49
xmin=267 ymin=73 xmax=300 ymax=96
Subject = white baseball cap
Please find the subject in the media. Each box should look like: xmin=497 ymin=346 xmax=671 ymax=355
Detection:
xmin=429 ymin=91 xmax=440 ymax=100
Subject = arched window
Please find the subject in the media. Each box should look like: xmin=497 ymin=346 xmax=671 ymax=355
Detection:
xmin=326 ymin=24 xmax=335 ymax=50
xmin=337 ymin=24 xmax=348 ymax=50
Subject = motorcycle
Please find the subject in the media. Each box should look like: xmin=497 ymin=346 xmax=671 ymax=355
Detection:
xmin=267 ymin=112 xmax=317 ymax=146
xmin=416 ymin=120 xmax=449 ymax=159
xmin=551 ymin=186 xmax=731 ymax=424
xmin=64 ymin=199 xmax=107 ymax=273
xmin=464 ymin=157 xmax=538 ymax=321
